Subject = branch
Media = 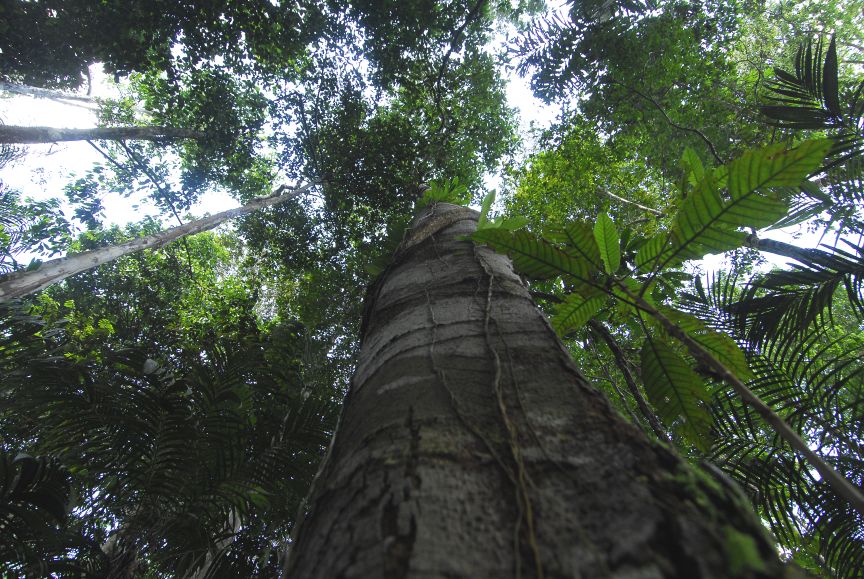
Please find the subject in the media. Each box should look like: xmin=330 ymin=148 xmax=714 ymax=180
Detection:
xmin=745 ymin=233 xmax=827 ymax=264
xmin=0 ymin=183 xmax=316 ymax=301
xmin=431 ymin=0 xmax=488 ymax=132
xmin=87 ymin=140 xmax=132 ymax=178
xmin=118 ymin=141 xmax=185 ymax=225
xmin=588 ymin=320 xmax=670 ymax=442
xmin=433 ymin=0 xmax=487 ymax=91
xmin=0 ymin=81 xmax=99 ymax=108
xmin=610 ymin=80 xmax=723 ymax=164
xmin=599 ymin=187 xmax=662 ymax=216
xmin=0 ymin=125 xmax=203 ymax=144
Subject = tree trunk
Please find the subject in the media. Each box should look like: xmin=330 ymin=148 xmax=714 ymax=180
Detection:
xmin=286 ymin=202 xmax=784 ymax=578
xmin=0 ymin=125 xmax=204 ymax=144
xmin=0 ymin=183 xmax=313 ymax=302
xmin=0 ymin=81 xmax=99 ymax=108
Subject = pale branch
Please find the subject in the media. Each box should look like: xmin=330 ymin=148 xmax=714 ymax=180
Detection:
xmin=599 ymin=187 xmax=663 ymax=216
xmin=0 ymin=183 xmax=316 ymax=302
xmin=0 ymin=81 xmax=99 ymax=107
xmin=619 ymin=283 xmax=864 ymax=518
xmin=0 ymin=125 xmax=204 ymax=145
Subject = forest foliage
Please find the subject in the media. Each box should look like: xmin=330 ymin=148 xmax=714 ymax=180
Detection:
xmin=1 ymin=0 xmax=863 ymax=577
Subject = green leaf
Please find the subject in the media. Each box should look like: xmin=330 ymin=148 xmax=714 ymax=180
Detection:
xmin=658 ymin=306 xmax=754 ymax=382
xmin=542 ymin=221 xmax=603 ymax=270
xmin=640 ymin=140 xmax=831 ymax=272
xmin=483 ymin=215 xmax=530 ymax=231
xmin=672 ymin=170 xmax=754 ymax=260
xmin=635 ymin=234 xmax=672 ymax=271
xmin=681 ymin=147 xmax=705 ymax=186
xmin=691 ymin=330 xmax=754 ymax=382
xmin=421 ymin=178 xmax=470 ymax=207
xmin=640 ymin=337 xmax=712 ymax=452
xmin=593 ymin=213 xmax=620 ymax=274
xmin=551 ymin=294 xmax=605 ymax=336
xmin=727 ymin=139 xmax=832 ymax=198
xmin=472 ymin=228 xmax=591 ymax=281
xmin=477 ymin=189 xmax=496 ymax=229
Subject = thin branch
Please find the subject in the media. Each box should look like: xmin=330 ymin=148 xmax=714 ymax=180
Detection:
xmin=87 ymin=140 xmax=132 ymax=177
xmin=599 ymin=187 xmax=662 ymax=216
xmin=610 ymin=80 xmax=723 ymax=164
xmin=118 ymin=141 xmax=184 ymax=226
xmin=433 ymin=0 xmax=487 ymax=91
xmin=587 ymin=336 xmax=646 ymax=427
xmin=588 ymin=320 xmax=670 ymax=442
xmin=431 ymin=0 xmax=487 ymax=133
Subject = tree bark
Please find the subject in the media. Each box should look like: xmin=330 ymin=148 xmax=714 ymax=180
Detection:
xmin=0 ymin=125 xmax=204 ymax=144
xmin=0 ymin=183 xmax=313 ymax=302
xmin=286 ymin=202 xmax=784 ymax=578
xmin=0 ymin=81 xmax=99 ymax=108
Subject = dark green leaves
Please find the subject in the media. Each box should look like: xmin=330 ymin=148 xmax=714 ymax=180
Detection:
xmin=472 ymin=228 xmax=593 ymax=281
xmin=551 ymin=294 xmax=606 ymax=336
xmin=727 ymin=140 xmax=832 ymax=198
xmin=640 ymin=337 xmax=712 ymax=451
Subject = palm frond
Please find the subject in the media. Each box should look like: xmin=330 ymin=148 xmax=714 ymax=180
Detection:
xmin=0 ymin=300 xmax=336 ymax=577
xmin=678 ymin=272 xmax=864 ymax=577
xmin=728 ymin=241 xmax=864 ymax=350
xmin=762 ymin=35 xmax=864 ymax=171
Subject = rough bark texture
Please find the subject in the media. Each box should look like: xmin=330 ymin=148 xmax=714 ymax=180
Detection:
xmin=288 ymin=203 xmax=784 ymax=578
xmin=0 ymin=125 xmax=202 ymax=144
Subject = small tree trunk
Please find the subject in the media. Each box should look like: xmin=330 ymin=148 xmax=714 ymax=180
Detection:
xmin=0 ymin=184 xmax=313 ymax=302
xmin=0 ymin=81 xmax=99 ymax=108
xmin=287 ymin=203 xmax=784 ymax=578
xmin=0 ymin=125 xmax=204 ymax=144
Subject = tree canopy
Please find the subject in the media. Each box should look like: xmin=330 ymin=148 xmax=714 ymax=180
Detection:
xmin=1 ymin=0 xmax=863 ymax=576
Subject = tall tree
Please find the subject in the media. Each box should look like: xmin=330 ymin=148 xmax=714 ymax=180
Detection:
xmin=0 ymin=125 xmax=203 ymax=144
xmin=287 ymin=201 xmax=783 ymax=577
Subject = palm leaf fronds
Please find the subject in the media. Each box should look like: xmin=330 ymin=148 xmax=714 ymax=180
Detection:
xmin=762 ymin=35 xmax=864 ymax=171
xmin=678 ymin=272 xmax=864 ymax=578
xmin=728 ymin=241 xmax=864 ymax=350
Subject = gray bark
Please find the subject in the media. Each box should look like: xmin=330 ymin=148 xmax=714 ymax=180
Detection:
xmin=0 ymin=82 xmax=99 ymax=108
xmin=0 ymin=125 xmax=203 ymax=144
xmin=287 ymin=203 xmax=784 ymax=578
xmin=0 ymin=183 xmax=313 ymax=302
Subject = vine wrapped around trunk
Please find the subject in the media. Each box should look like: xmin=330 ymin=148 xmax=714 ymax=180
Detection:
xmin=287 ymin=202 xmax=784 ymax=578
